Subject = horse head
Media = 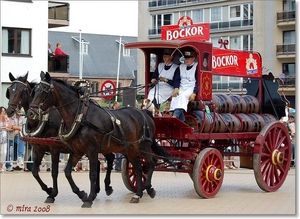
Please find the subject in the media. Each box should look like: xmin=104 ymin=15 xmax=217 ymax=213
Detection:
xmin=6 ymin=71 xmax=34 ymax=117
xmin=27 ymin=71 xmax=55 ymax=120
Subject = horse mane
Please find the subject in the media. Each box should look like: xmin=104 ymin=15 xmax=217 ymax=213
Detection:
xmin=52 ymin=78 xmax=82 ymax=94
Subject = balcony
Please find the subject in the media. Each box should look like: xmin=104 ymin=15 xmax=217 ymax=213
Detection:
xmin=276 ymin=44 xmax=295 ymax=58
xmin=48 ymin=1 xmax=69 ymax=28
xmin=210 ymin=19 xmax=253 ymax=32
xmin=48 ymin=56 xmax=69 ymax=73
xmin=277 ymin=77 xmax=295 ymax=89
xmin=276 ymin=10 xmax=295 ymax=27
xmin=148 ymin=19 xmax=252 ymax=37
xmin=148 ymin=0 xmax=220 ymax=9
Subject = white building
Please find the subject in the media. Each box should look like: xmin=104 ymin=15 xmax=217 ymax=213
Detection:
xmin=0 ymin=0 xmax=69 ymax=107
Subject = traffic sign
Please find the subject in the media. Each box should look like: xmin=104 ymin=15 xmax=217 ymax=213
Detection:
xmin=100 ymin=80 xmax=116 ymax=100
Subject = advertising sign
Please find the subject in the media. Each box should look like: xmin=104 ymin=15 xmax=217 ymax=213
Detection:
xmin=212 ymin=48 xmax=262 ymax=78
xmin=161 ymin=16 xmax=210 ymax=41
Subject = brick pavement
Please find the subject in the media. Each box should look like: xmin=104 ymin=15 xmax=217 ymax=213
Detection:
xmin=0 ymin=165 xmax=296 ymax=215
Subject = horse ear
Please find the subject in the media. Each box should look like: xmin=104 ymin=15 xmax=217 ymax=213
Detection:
xmin=24 ymin=71 xmax=28 ymax=81
xmin=40 ymin=71 xmax=45 ymax=79
xmin=9 ymin=72 xmax=15 ymax=82
xmin=45 ymin=72 xmax=51 ymax=81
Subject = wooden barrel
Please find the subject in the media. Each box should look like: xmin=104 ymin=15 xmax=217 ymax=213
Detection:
xmin=185 ymin=113 xmax=202 ymax=132
xmin=185 ymin=111 xmax=218 ymax=133
xmin=219 ymin=113 xmax=242 ymax=132
xmin=212 ymin=94 xmax=235 ymax=113
xmin=262 ymin=114 xmax=277 ymax=124
xmin=242 ymin=95 xmax=261 ymax=113
xmin=247 ymin=113 xmax=266 ymax=132
xmin=235 ymin=113 xmax=254 ymax=132
xmin=229 ymin=94 xmax=248 ymax=113
xmin=189 ymin=100 xmax=211 ymax=111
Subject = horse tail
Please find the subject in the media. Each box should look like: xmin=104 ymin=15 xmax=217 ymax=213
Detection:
xmin=151 ymin=137 xmax=174 ymax=166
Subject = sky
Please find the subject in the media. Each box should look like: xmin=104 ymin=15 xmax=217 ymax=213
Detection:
xmin=51 ymin=1 xmax=138 ymax=36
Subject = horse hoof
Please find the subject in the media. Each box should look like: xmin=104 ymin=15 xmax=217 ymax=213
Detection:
xmin=44 ymin=197 xmax=55 ymax=203
xmin=106 ymin=188 xmax=113 ymax=196
xmin=148 ymin=188 xmax=156 ymax=199
xmin=81 ymin=202 xmax=93 ymax=208
xmin=79 ymin=191 xmax=88 ymax=201
xmin=130 ymin=195 xmax=140 ymax=203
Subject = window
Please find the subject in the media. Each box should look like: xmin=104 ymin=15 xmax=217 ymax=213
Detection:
xmin=2 ymin=27 xmax=31 ymax=56
xmin=229 ymin=36 xmax=241 ymax=50
xmin=283 ymin=30 xmax=295 ymax=44
xmin=283 ymin=0 xmax=295 ymax=10
xmin=151 ymin=13 xmax=172 ymax=29
xmin=230 ymin=5 xmax=241 ymax=19
xmin=211 ymin=7 xmax=221 ymax=22
xmin=283 ymin=63 xmax=295 ymax=77
xmin=192 ymin=9 xmax=203 ymax=23
xmin=243 ymin=35 xmax=253 ymax=51
xmin=243 ymin=3 xmax=253 ymax=19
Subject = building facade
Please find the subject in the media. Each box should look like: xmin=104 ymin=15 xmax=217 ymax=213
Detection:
xmin=136 ymin=0 xmax=295 ymax=107
xmin=1 ymin=0 xmax=70 ymax=107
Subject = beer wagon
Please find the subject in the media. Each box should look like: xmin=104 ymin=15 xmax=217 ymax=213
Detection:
xmin=122 ymin=40 xmax=291 ymax=198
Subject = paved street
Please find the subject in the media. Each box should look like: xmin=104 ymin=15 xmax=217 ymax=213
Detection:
xmin=0 ymin=163 xmax=296 ymax=216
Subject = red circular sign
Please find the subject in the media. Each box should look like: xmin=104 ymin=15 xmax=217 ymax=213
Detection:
xmin=100 ymin=80 xmax=116 ymax=100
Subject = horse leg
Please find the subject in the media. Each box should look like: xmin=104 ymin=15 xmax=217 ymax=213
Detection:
xmin=31 ymin=148 xmax=54 ymax=200
xmin=103 ymin=153 xmax=114 ymax=196
xmin=81 ymin=149 xmax=99 ymax=208
xmin=144 ymin=156 xmax=157 ymax=199
xmin=64 ymin=154 xmax=87 ymax=202
xmin=44 ymin=150 xmax=60 ymax=203
xmin=130 ymin=158 xmax=143 ymax=203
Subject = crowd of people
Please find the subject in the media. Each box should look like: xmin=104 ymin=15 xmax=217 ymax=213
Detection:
xmin=0 ymin=107 xmax=29 ymax=173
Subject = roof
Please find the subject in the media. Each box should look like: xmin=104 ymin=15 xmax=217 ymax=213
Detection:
xmin=48 ymin=31 xmax=137 ymax=79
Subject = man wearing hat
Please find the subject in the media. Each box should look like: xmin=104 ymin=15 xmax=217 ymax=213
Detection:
xmin=170 ymin=50 xmax=198 ymax=122
xmin=148 ymin=48 xmax=179 ymax=110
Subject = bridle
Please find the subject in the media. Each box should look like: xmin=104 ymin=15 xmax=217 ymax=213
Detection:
xmin=29 ymin=80 xmax=55 ymax=120
xmin=6 ymin=80 xmax=29 ymax=113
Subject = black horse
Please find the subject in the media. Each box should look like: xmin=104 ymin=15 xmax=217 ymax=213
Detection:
xmin=28 ymin=71 xmax=173 ymax=208
xmin=6 ymin=72 xmax=114 ymax=204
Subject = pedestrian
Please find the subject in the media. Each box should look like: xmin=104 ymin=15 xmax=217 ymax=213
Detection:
xmin=48 ymin=43 xmax=55 ymax=71
xmin=288 ymin=115 xmax=295 ymax=167
xmin=170 ymin=50 xmax=199 ymax=122
xmin=54 ymin=42 xmax=68 ymax=71
xmin=10 ymin=109 xmax=27 ymax=171
xmin=148 ymin=48 xmax=178 ymax=110
xmin=0 ymin=107 xmax=13 ymax=173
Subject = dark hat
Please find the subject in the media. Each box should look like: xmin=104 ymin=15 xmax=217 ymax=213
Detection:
xmin=184 ymin=50 xmax=196 ymax=58
xmin=162 ymin=49 xmax=173 ymax=55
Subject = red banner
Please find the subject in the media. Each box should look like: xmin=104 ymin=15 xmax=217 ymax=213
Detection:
xmin=161 ymin=16 xmax=210 ymax=41
xmin=212 ymin=48 xmax=262 ymax=78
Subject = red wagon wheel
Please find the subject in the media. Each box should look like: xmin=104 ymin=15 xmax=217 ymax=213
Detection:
xmin=121 ymin=158 xmax=147 ymax=193
xmin=253 ymin=121 xmax=291 ymax=192
xmin=193 ymin=148 xmax=224 ymax=198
